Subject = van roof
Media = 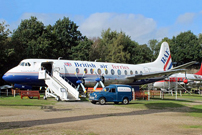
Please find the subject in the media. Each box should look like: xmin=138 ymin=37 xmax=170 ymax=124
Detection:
xmin=108 ymin=84 xmax=131 ymax=87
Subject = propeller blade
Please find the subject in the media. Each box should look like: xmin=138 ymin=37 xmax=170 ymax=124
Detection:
xmin=75 ymin=72 xmax=79 ymax=80
xmin=93 ymin=69 xmax=99 ymax=77
xmin=82 ymin=70 xmax=86 ymax=79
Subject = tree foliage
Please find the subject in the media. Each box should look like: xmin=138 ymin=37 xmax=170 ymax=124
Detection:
xmin=11 ymin=16 xmax=46 ymax=59
xmin=0 ymin=21 xmax=12 ymax=85
xmin=171 ymin=31 xmax=201 ymax=64
xmin=52 ymin=17 xmax=85 ymax=59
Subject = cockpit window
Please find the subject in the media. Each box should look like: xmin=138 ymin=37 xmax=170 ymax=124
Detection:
xmin=19 ymin=62 xmax=31 ymax=66
xmin=20 ymin=62 xmax=25 ymax=66
xmin=25 ymin=62 xmax=31 ymax=66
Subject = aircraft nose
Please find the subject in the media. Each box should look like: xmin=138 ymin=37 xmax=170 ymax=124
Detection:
xmin=153 ymin=82 xmax=158 ymax=87
xmin=2 ymin=73 xmax=9 ymax=82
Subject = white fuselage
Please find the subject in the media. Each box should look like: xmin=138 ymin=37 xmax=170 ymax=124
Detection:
xmin=153 ymin=73 xmax=202 ymax=89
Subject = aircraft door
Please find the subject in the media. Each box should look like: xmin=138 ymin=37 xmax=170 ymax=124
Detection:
xmin=144 ymin=67 xmax=150 ymax=73
xmin=41 ymin=62 xmax=53 ymax=75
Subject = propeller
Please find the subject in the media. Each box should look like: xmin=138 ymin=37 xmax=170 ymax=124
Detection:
xmin=183 ymin=71 xmax=192 ymax=94
xmin=92 ymin=68 xmax=106 ymax=91
xmin=183 ymin=71 xmax=188 ymax=84
xmin=75 ymin=70 xmax=86 ymax=93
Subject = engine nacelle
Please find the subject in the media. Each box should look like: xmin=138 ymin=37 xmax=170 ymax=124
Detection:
xmin=83 ymin=77 xmax=133 ymax=87
xmin=83 ymin=78 xmax=97 ymax=86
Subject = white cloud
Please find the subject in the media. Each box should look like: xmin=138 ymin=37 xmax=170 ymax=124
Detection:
xmin=170 ymin=12 xmax=202 ymax=37
xmin=7 ymin=12 xmax=173 ymax=44
xmin=9 ymin=12 xmax=85 ymax=33
xmin=79 ymin=13 xmax=157 ymax=44
xmin=176 ymin=13 xmax=195 ymax=25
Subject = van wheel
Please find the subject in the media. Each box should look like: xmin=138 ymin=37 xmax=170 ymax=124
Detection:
xmin=122 ymin=98 xmax=129 ymax=105
xmin=99 ymin=97 xmax=106 ymax=105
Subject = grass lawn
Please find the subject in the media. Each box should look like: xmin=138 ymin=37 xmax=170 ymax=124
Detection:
xmin=0 ymin=95 xmax=56 ymax=107
xmin=119 ymin=93 xmax=202 ymax=118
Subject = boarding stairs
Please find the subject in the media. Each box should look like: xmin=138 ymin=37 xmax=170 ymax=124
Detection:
xmin=38 ymin=70 xmax=80 ymax=101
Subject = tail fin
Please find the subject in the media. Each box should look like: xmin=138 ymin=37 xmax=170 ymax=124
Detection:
xmin=151 ymin=42 xmax=173 ymax=71
xmin=194 ymin=63 xmax=202 ymax=75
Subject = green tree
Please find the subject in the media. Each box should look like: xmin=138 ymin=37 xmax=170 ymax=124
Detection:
xmin=148 ymin=39 xmax=158 ymax=61
xmin=0 ymin=21 xmax=12 ymax=85
xmin=71 ymin=36 xmax=92 ymax=60
xmin=173 ymin=31 xmax=201 ymax=64
xmin=89 ymin=37 xmax=102 ymax=61
xmin=134 ymin=44 xmax=153 ymax=63
xmin=106 ymin=33 xmax=130 ymax=63
xmin=53 ymin=17 xmax=84 ymax=59
xmin=11 ymin=16 xmax=46 ymax=59
xmin=97 ymin=28 xmax=131 ymax=63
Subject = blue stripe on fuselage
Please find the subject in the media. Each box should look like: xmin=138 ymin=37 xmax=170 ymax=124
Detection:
xmin=3 ymin=73 xmax=165 ymax=87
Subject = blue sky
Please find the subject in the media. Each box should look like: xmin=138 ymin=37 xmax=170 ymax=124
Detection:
xmin=1 ymin=0 xmax=202 ymax=44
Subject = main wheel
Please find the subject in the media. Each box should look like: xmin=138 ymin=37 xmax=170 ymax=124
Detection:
xmin=43 ymin=95 xmax=47 ymax=100
xmin=99 ymin=97 xmax=106 ymax=105
xmin=56 ymin=96 xmax=60 ymax=101
xmin=122 ymin=98 xmax=129 ymax=105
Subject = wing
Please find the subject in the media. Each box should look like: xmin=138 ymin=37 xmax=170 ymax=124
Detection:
xmin=188 ymin=78 xmax=202 ymax=81
xmin=172 ymin=61 xmax=196 ymax=70
xmin=126 ymin=69 xmax=185 ymax=80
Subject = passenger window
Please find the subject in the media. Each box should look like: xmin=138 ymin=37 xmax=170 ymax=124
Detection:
xmin=76 ymin=68 xmax=80 ymax=74
xmin=84 ymin=68 xmax=88 ymax=74
xmin=97 ymin=69 xmax=102 ymax=75
xmin=105 ymin=69 xmax=108 ymax=75
xmin=140 ymin=71 xmax=143 ymax=74
xmin=117 ymin=69 xmax=121 ymax=75
xmin=90 ymin=69 xmax=93 ymax=74
xmin=130 ymin=70 xmax=133 ymax=75
xmin=124 ymin=70 xmax=127 ymax=75
xmin=135 ymin=71 xmax=138 ymax=74
xmin=111 ymin=69 xmax=115 ymax=75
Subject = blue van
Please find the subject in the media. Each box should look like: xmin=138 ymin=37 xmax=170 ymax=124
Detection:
xmin=89 ymin=84 xmax=133 ymax=105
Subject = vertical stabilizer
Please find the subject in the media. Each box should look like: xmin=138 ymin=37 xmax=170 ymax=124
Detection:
xmin=151 ymin=42 xmax=173 ymax=71
xmin=195 ymin=63 xmax=202 ymax=75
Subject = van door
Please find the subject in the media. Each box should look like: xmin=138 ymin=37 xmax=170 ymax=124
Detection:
xmin=105 ymin=88 xmax=117 ymax=101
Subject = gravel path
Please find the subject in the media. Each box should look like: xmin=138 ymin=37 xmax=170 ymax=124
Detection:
xmin=0 ymin=101 xmax=202 ymax=135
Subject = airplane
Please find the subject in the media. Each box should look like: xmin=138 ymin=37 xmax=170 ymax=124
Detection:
xmin=153 ymin=63 xmax=202 ymax=91
xmin=2 ymin=42 xmax=195 ymax=92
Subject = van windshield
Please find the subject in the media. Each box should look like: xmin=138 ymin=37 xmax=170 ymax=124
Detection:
xmin=102 ymin=87 xmax=110 ymax=91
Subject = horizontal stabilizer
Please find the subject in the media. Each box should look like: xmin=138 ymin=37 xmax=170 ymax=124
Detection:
xmin=172 ymin=61 xmax=196 ymax=70
xmin=188 ymin=78 xmax=202 ymax=81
